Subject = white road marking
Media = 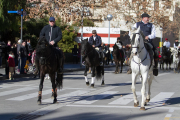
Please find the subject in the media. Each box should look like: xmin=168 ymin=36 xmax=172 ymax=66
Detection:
xmin=6 ymin=89 xmax=64 ymax=101
xmin=0 ymin=87 xmax=36 ymax=97
xmin=149 ymin=92 xmax=174 ymax=105
xmin=169 ymin=109 xmax=174 ymax=112
xmin=42 ymin=90 xmax=90 ymax=103
xmin=165 ymin=114 xmax=172 ymax=117
xmin=29 ymin=86 xmax=118 ymax=116
xmin=108 ymin=92 xmax=141 ymax=105
xmin=158 ymin=73 xmax=171 ymax=77
xmin=75 ymin=91 xmax=118 ymax=104
xmin=66 ymin=105 xmax=180 ymax=110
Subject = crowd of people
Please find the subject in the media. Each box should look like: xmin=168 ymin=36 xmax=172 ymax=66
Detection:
xmin=0 ymin=39 xmax=34 ymax=80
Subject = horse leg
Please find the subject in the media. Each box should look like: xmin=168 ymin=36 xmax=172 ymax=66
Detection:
xmin=50 ymin=73 xmax=57 ymax=104
xmin=115 ymin=61 xmax=119 ymax=74
xmin=84 ymin=66 xmax=89 ymax=86
xmin=101 ymin=66 xmax=105 ymax=86
xmin=120 ymin=60 xmax=123 ymax=73
xmin=146 ymin=73 xmax=153 ymax=103
xmin=131 ymin=72 xmax=139 ymax=107
xmin=91 ymin=66 xmax=96 ymax=88
xmin=37 ymin=72 xmax=45 ymax=105
xmin=140 ymin=72 xmax=148 ymax=111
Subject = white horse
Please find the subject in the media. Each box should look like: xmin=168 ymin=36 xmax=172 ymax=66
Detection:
xmin=130 ymin=27 xmax=154 ymax=111
xmin=171 ymin=48 xmax=180 ymax=73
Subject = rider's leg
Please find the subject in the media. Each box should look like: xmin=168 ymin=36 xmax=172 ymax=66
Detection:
xmin=56 ymin=48 xmax=63 ymax=74
xmin=148 ymin=40 xmax=158 ymax=76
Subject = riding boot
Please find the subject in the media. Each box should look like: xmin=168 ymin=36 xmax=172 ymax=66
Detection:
xmin=153 ymin=49 xmax=159 ymax=76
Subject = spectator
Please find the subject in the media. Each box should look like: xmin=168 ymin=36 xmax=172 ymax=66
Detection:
xmin=20 ymin=41 xmax=28 ymax=74
xmin=72 ymin=45 xmax=78 ymax=64
xmin=27 ymin=39 xmax=33 ymax=63
xmin=17 ymin=39 xmax=22 ymax=73
xmin=0 ymin=41 xmax=6 ymax=67
xmin=8 ymin=51 xmax=15 ymax=80
xmin=5 ymin=40 xmax=12 ymax=78
xmin=12 ymin=43 xmax=18 ymax=66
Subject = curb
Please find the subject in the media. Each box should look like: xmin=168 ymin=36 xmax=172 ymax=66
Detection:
xmin=0 ymin=65 xmax=116 ymax=81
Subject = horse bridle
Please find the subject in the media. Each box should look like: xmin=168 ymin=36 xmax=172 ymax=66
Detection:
xmin=131 ymin=33 xmax=145 ymax=54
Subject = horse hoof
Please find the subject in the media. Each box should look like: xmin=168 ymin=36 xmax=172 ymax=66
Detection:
xmin=146 ymin=99 xmax=150 ymax=102
xmin=53 ymin=99 xmax=57 ymax=104
xmin=86 ymin=81 xmax=90 ymax=86
xmin=37 ymin=100 xmax=41 ymax=105
xmin=140 ymin=107 xmax=146 ymax=111
xmin=101 ymin=81 xmax=105 ymax=86
xmin=134 ymin=102 xmax=139 ymax=107
xmin=91 ymin=84 xmax=94 ymax=88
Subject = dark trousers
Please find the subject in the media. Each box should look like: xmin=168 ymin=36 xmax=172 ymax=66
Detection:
xmin=20 ymin=57 xmax=27 ymax=74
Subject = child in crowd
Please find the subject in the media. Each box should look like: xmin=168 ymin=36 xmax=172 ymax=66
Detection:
xmin=8 ymin=51 xmax=15 ymax=80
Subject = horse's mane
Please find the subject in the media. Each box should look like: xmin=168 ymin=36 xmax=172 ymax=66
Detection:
xmin=36 ymin=36 xmax=53 ymax=57
xmin=131 ymin=30 xmax=145 ymax=45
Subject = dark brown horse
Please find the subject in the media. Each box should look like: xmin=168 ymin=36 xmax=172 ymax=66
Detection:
xmin=35 ymin=36 xmax=64 ymax=104
xmin=113 ymin=44 xmax=124 ymax=73
xmin=81 ymin=39 xmax=104 ymax=87
xmin=161 ymin=46 xmax=172 ymax=70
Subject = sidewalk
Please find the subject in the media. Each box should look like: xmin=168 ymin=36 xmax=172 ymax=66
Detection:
xmin=0 ymin=63 xmax=115 ymax=80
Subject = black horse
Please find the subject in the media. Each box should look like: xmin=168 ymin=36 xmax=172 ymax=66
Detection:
xmin=35 ymin=36 xmax=64 ymax=104
xmin=103 ymin=44 xmax=110 ymax=65
xmin=81 ymin=39 xmax=104 ymax=87
xmin=160 ymin=46 xmax=172 ymax=70
xmin=113 ymin=44 xmax=124 ymax=74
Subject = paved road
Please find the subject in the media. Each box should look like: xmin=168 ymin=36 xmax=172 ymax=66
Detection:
xmin=0 ymin=67 xmax=180 ymax=120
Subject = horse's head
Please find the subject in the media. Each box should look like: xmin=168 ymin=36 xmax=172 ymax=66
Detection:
xmin=130 ymin=27 xmax=145 ymax=55
xmin=36 ymin=36 xmax=52 ymax=55
xmin=81 ymin=38 xmax=90 ymax=56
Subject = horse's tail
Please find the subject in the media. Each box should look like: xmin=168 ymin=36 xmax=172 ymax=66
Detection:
xmin=95 ymin=66 xmax=102 ymax=80
xmin=56 ymin=73 xmax=63 ymax=89
xmin=56 ymin=55 xmax=64 ymax=89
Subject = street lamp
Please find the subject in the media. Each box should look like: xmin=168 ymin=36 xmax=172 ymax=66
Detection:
xmin=159 ymin=27 xmax=163 ymax=54
xmin=107 ymin=14 xmax=113 ymax=45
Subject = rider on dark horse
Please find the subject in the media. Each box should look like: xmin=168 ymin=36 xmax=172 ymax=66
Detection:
xmin=163 ymin=38 xmax=171 ymax=49
xmin=127 ymin=13 xmax=159 ymax=76
xmin=34 ymin=17 xmax=63 ymax=76
xmin=82 ymin=30 xmax=104 ymax=66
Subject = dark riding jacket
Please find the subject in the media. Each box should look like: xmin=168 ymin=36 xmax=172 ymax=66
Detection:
xmin=136 ymin=21 xmax=152 ymax=37
xmin=88 ymin=35 xmax=102 ymax=50
xmin=40 ymin=25 xmax=62 ymax=47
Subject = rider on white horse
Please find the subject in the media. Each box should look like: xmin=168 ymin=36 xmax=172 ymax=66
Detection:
xmin=127 ymin=13 xmax=158 ymax=76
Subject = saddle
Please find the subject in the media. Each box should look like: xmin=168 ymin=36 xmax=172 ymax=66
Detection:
xmin=144 ymin=43 xmax=154 ymax=69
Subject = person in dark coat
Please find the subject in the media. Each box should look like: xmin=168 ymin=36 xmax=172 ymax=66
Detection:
xmin=26 ymin=39 xmax=33 ymax=64
xmin=17 ymin=40 xmax=22 ymax=72
xmin=12 ymin=43 xmax=18 ymax=66
xmin=0 ymin=41 xmax=6 ymax=67
xmin=72 ymin=45 xmax=79 ymax=64
xmin=5 ymin=40 xmax=12 ymax=77
xmin=20 ymin=41 xmax=28 ymax=74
